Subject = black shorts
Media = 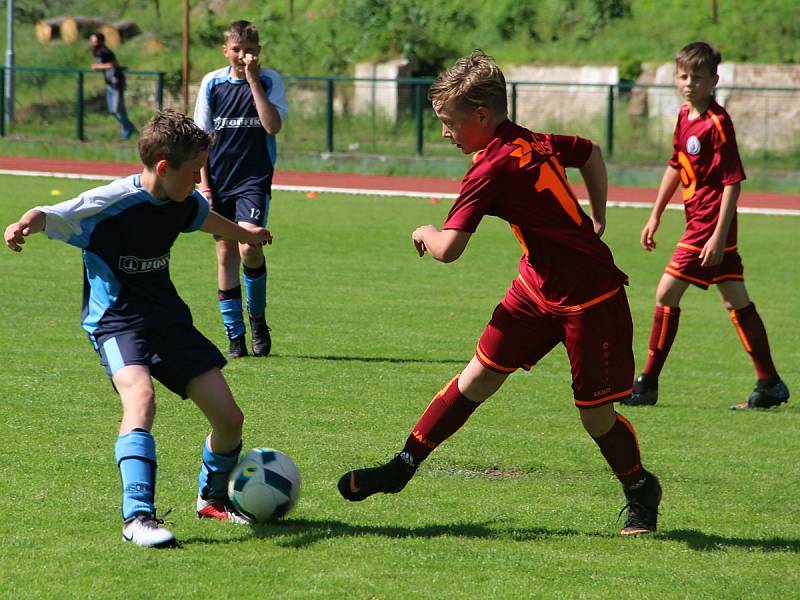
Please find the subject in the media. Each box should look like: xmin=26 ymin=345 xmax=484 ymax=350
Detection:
xmin=96 ymin=325 xmax=227 ymax=398
xmin=212 ymin=187 xmax=272 ymax=227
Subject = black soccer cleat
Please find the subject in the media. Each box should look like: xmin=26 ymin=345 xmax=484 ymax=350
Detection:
xmin=228 ymin=334 xmax=248 ymax=359
xmin=621 ymin=374 xmax=659 ymax=406
xmin=731 ymin=377 xmax=790 ymax=410
xmin=249 ymin=316 xmax=272 ymax=357
xmin=620 ymin=470 xmax=662 ymax=535
xmin=338 ymin=452 xmax=418 ymax=502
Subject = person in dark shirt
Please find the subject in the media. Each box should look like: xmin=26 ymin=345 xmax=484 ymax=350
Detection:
xmin=336 ymin=52 xmax=662 ymax=535
xmin=4 ymin=110 xmax=272 ymax=548
xmin=194 ymin=20 xmax=288 ymax=359
xmin=90 ymin=32 xmax=137 ymax=140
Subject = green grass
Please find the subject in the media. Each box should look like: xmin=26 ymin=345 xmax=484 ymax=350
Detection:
xmin=1 ymin=174 xmax=798 ymax=598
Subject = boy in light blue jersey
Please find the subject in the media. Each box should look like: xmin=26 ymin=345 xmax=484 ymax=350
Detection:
xmin=194 ymin=20 xmax=288 ymax=359
xmin=4 ymin=110 xmax=272 ymax=548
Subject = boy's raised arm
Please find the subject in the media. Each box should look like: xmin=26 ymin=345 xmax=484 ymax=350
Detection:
xmin=4 ymin=208 xmax=46 ymax=252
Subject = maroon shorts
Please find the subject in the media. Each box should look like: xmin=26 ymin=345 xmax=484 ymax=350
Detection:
xmin=664 ymin=243 xmax=744 ymax=290
xmin=475 ymin=278 xmax=634 ymax=408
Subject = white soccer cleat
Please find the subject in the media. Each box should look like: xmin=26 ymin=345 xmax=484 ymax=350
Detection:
xmin=122 ymin=514 xmax=177 ymax=548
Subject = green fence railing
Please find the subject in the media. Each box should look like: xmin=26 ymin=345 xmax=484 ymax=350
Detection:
xmin=0 ymin=65 xmax=164 ymax=140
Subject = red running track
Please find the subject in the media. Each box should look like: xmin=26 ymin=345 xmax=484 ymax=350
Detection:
xmin=0 ymin=155 xmax=797 ymax=211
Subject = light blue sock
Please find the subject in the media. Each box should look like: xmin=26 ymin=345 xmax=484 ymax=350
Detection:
xmin=243 ymin=263 xmax=267 ymax=319
xmin=115 ymin=430 xmax=157 ymax=521
xmin=198 ymin=436 xmax=242 ymax=500
xmin=218 ymin=286 xmax=245 ymax=339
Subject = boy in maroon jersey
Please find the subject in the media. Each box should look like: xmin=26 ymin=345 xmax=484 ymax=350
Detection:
xmin=337 ymin=51 xmax=662 ymax=535
xmin=623 ymin=42 xmax=789 ymax=410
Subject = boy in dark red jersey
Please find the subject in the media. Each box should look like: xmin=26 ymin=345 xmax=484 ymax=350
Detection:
xmin=338 ymin=51 xmax=662 ymax=535
xmin=623 ymin=42 xmax=789 ymax=410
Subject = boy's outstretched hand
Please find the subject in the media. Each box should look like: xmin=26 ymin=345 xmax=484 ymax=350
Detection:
xmin=5 ymin=221 xmax=32 ymax=252
xmin=246 ymin=227 xmax=272 ymax=247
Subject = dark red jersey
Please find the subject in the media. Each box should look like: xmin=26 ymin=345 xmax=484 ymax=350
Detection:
xmin=668 ymin=99 xmax=746 ymax=249
xmin=443 ymin=120 xmax=628 ymax=315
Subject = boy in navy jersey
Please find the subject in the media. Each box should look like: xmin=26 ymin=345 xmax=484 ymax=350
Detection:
xmin=194 ymin=21 xmax=288 ymax=359
xmin=337 ymin=52 xmax=662 ymax=535
xmin=623 ymin=42 xmax=789 ymax=410
xmin=4 ymin=110 xmax=272 ymax=548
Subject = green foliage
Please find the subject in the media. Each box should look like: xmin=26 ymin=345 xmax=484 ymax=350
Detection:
xmin=1 ymin=174 xmax=799 ymax=597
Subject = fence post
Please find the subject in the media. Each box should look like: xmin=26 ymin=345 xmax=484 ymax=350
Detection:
xmin=0 ymin=67 xmax=5 ymax=136
xmin=76 ymin=71 xmax=85 ymax=141
xmin=325 ymin=78 xmax=334 ymax=153
xmin=156 ymin=72 xmax=164 ymax=111
xmin=605 ymin=84 xmax=614 ymax=158
xmin=415 ymin=82 xmax=424 ymax=156
xmin=510 ymin=82 xmax=517 ymax=123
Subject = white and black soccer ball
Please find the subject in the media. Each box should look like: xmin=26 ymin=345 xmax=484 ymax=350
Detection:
xmin=228 ymin=448 xmax=301 ymax=523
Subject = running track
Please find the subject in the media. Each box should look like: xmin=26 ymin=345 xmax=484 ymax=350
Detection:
xmin=1 ymin=156 xmax=797 ymax=215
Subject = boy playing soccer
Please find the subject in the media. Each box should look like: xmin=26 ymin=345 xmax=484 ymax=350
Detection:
xmin=337 ymin=51 xmax=662 ymax=535
xmin=622 ymin=42 xmax=789 ymax=410
xmin=4 ymin=110 xmax=272 ymax=548
xmin=194 ymin=20 xmax=288 ymax=358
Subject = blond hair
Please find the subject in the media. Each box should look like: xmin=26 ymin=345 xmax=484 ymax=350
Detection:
xmin=224 ymin=20 xmax=259 ymax=45
xmin=428 ymin=51 xmax=507 ymax=116
xmin=675 ymin=42 xmax=721 ymax=76
xmin=138 ymin=109 xmax=212 ymax=168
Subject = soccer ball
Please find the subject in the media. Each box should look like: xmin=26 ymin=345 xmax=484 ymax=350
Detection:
xmin=228 ymin=448 xmax=301 ymax=523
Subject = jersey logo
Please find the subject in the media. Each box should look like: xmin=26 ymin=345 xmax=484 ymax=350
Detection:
xmin=686 ymin=135 xmax=701 ymax=155
xmin=119 ymin=253 xmax=171 ymax=274
xmin=213 ymin=116 xmax=262 ymax=130
xmin=509 ymin=137 xmax=548 ymax=168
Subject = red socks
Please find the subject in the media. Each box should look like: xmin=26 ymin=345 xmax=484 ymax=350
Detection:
xmin=403 ymin=375 xmax=480 ymax=463
xmin=592 ymin=412 xmax=644 ymax=487
xmin=642 ymin=305 xmax=680 ymax=379
xmin=730 ymin=302 xmax=778 ymax=380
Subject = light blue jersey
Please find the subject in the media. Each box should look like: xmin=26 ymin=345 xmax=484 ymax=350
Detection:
xmin=37 ymin=175 xmax=209 ymax=344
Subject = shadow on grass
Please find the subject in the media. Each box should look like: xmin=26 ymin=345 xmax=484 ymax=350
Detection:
xmin=663 ymin=529 xmax=800 ymax=553
xmin=177 ymin=518 xmax=604 ymax=548
xmin=273 ymin=353 xmax=466 ymax=366
xmin=250 ymin=518 xmax=608 ymax=548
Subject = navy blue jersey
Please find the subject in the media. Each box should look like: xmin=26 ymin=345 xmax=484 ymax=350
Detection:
xmin=37 ymin=175 xmax=209 ymax=345
xmin=194 ymin=66 xmax=288 ymax=198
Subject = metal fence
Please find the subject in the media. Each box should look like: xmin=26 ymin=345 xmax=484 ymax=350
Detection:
xmin=0 ymin=65 xmax=164 ymax=140
xmin=1 ymin=68 xmax=798 ymax=171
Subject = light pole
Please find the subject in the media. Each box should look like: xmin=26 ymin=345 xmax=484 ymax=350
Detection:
xmin=5 ymin=0 xmax=14 ymax=122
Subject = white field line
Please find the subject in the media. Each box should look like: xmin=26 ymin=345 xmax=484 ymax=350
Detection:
xmin=1 ymin=168 xmax=798 ymax=216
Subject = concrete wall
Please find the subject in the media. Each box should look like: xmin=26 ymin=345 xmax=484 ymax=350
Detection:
xmin=353 ymin=59 xmax=415 ymax=121
xmin=639 ymin=62 xmax=800 ymax=151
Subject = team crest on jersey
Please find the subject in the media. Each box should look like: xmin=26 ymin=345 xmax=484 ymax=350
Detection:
xmin=118 ymin=253 xmax=170 ymax=274
xmin=686 ymin=135 xmax=701 ymax=155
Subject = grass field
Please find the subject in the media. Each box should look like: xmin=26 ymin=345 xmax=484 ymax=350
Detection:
xmin=1 ymin=174 xmax=798 ymax=598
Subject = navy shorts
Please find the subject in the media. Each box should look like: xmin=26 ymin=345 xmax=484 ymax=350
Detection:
xmin=212 ymin=186 xmax=272 ymax=227
xmin=96 ymin=325 xmax=227 ymax=398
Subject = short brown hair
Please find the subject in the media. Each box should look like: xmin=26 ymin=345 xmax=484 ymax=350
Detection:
xmin=675 ymin=42 xmax=721 ymax=76
xmin=224 ymin=20 xmax=259 ymax=45
xmin=428 ymin=50 xmax=508 ymax=116
xmin=138 ymin=109 xmax=212 ymax=168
